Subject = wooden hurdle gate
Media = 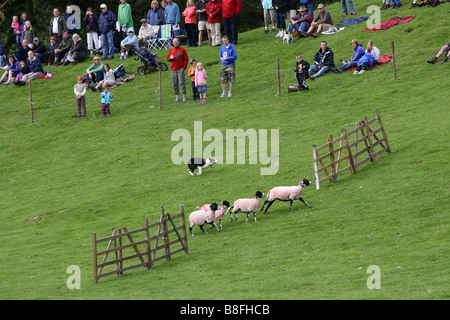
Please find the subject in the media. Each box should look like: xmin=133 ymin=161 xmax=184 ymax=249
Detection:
xmin=92 ymin=205 xmax=188 ymax=283
xmin=312 ymin=109 xmax=391 ymax=189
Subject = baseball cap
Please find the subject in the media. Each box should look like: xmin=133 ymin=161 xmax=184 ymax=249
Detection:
xmin=190 ymin=58 xmax=196 ymax=64
xmin=33 ymin=37 xmax=39 ymax=41
xmin=100 ymin=4 xmax=107 ymax=9
xmin=317 ymin=4 xmax=325 ymax=9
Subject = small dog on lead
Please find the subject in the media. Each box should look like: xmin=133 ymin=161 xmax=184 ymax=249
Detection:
xmin=283 ymin=33 xmax=293 ymax=45
xmin=187 ymin=157 xmax=218 ymax=176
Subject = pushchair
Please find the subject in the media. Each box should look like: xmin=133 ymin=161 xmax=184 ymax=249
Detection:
xmin=133 ymin=46 xmax=168 ymax=75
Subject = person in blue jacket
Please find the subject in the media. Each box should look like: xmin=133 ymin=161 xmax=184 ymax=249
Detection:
xmin=219 ymin=35 xmax=237 ymax=98
xmin=1 ymin=55 xmax=20 ymax=84
xmin=98 ymin=3 xmax=117 ymax=60
xmin=119 ymin=28 xmax=139 ymax=60
xmin=337 ymin=39 xmax=365 ymax=72
xmin=20 ymin=51 xmax=45 ymax=83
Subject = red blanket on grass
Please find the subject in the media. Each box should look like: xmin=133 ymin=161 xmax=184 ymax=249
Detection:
xmin=348 ymin=55 xmax=392 ymax=71
xmin=362 ymin=16 xmax=415 ymax=32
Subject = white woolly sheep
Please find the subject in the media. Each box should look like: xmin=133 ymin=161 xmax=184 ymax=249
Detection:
xmin=260 ymin=179 xmax=312 ymax=214
xmin=228 ymin=191 xmax=265 ymax=224
xmin=196 ymin=201 xmax=231 ymax=230
xmin=189 ymin=203 xmax=219 ymax=236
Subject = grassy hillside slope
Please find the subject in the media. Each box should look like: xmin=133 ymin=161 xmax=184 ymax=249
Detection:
xmin=0 ymin=1 xmax=448 ymax=299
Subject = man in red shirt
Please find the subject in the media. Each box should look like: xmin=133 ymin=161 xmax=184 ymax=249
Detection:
xmin=167 ymin=37 xmax=189 ymax=102
xmin=222 ymin=0 xmax=241 ymax=45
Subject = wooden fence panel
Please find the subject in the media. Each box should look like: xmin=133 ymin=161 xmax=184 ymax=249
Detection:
xmin=93 ymin=204 xmax=188 ymax=283
xmin=312 ymin=109 xmax=391 ymax=189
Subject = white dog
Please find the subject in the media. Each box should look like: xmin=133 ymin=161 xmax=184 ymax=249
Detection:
xmin=283 ymin=33 xmax=293 ymax=45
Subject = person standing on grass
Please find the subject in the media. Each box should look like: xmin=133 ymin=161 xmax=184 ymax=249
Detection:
xmin=262 ymin=0 xmax=276 ymax=34
xmin=195 ymin=0 xmax=211 ymax=46
xmin=195 ymin=62 xmax=208 ymax=103
xmin=101 ymin=86 xmax=114 ymax=116
xmin=74 ymin=76 xmax=87 ymax=118
xmin=118 ymin=0 xmax=134 ymax=39
xmin=188 ymin=58 xmax=200 ymax=102
xmin=272 ymin=0 xmax=287 ymax=38
xmin=98 ymin=4 xmax=117 ymax=60
xmin=219 ymin=35 xmax=237 ymax=98
xmin=221 ymin=0 xmax=241 ymax=45
xmin=167 ymin=38 xmax=189 ymax=103
xmin=206 ymin=0 xmax=222 ymax=47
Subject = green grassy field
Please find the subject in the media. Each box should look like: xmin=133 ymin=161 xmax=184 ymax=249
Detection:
xmin=0 ymin=1 xmax=449 ymax=300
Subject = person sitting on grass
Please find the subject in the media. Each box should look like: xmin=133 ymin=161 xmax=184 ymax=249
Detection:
xmin=304 ymin=3 xmax=333 ymax=38
xmin=93 ymin=63 xmax=115 ymax=92
xmin=427 ymin=41 xmax=450 ymax=65
xmin=1 ymin=55 xmax=20 ymax=84
xmin=354 ymin=40 xmax=380 ymax=74
xmin=62 ymin=33 xmax=88 ymax=66
xmin=19 ymin=50 xmax=45 ymax=84
xmin=336 ymin=39 xmax=365 ymax=72
xmin=119 ymin=28 xmax=138 ymax=60
xmin=286 ymin=6 xmax=312 ymax=41
xmin=308 ymin=40 xmax=334 ymax=80
xmin=86 ymin=55 xmax=104 ymax=87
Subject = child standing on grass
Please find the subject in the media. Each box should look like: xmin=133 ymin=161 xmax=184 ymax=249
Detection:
xmin=74 ymin=76 xmax=87 ymax=117
xmin=188 ymin=58 xmax=199 ymax=102
xmin=294 ymin=54 xmax=310 ymax=91
xmin=195 ymin=62 xmax=207 ymax=103
xmin=11 ymin=16 xmax=20 ymax=45
xmin=100 ymin=87 xmax=114 ymax=116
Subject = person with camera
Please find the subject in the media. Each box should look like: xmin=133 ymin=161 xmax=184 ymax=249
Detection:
xmin=84 ymin=7 xmax=101 ymax=56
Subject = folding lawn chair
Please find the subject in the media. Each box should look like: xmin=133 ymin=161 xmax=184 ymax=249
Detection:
xmin=158 ymin=24 xmax=173 ymax=50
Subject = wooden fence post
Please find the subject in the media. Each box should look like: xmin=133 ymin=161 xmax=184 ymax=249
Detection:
xmin=180 ymin=204 xmax=189 ymax=254
xmin=93 ymin=233 xmax=98 ymax=284
xmin=391 ymin=41 xmax=397 ymax=80
xmin=29 ymin=82 xmax=34 ymax=123
xmin=144 ymin=218 xmax=152 ymax=269
xmin=328 ymin=135 xmax=337 ymax=182
xmin=159 ymin=69 xmax=162 ymax=110
xmin=312 ymin=144 xmax=320 ymax=190
xmin=161 ymin=206 xmax=171 ymax=261
xmin=375 ymin=109 xmax=392 ymax=153
xmin=341 ymin=128 xmax=356 ymax=174
xmin=276 ymin=57 xmax=281 ymax=96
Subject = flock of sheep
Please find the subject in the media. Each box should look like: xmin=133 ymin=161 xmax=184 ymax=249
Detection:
xmin=188 ymin=179 xmax=312 ymax=236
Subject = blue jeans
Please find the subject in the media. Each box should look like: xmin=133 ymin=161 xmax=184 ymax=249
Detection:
xmin=287 ymin=21 xmax=309 ymax=34
xmin=306 ymin=3 xmax=315 ymax=20
xmin=392 ymin=0 xmax=402 ymax=4
xmin=101 ymin=29 xmax=114 ymax=59
xmin=341 ymin=61 xmax=358 ymax=71
xmin=309 ymin=65 xmax=330 ymax=78
xmin=275 ymin=12 xmax=286 ymax=29
xmin=223 ymin=14 xmax=238 ymax=44
xmin=0 ymin=55 xmax=6 ymax=67
xmin=342 ymin=0 xmax=355 ymax=15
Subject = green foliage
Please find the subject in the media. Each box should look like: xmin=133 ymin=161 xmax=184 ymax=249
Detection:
xmin=0 ymin=1 xmax=449 ymax=300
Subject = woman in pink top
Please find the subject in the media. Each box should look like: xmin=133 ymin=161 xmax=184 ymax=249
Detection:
xmin=195 ymin=62 xmax=207 ymax=103
xmin=183 ymin=0 xmax=197 ymax=47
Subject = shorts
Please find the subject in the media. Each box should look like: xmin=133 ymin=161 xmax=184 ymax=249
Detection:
xmin=220 ymin=64 xmax=235 ymax=83
xmin=263 ymin=9 xmax=276 ymax=24
xmin=197 ymin=84 xmax=207 ymax=92
xmin=198 ymin=20 xmax=207 ymax=31
xmin=320 ymin=24 xmax=333 ymax=32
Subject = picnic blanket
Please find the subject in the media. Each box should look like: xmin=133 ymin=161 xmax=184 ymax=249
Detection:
xmin=321 ymin=27 xmax=345 ymax=35
xmin=347 ymin=55 xmax=392 ymax=71
xmin=109 ymin=74 xmax=136 ymax=89
xmin=338 ymin=16 xmax=369 ymax=26
xmin=362 ymin=16 xmax=415 ymax=32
